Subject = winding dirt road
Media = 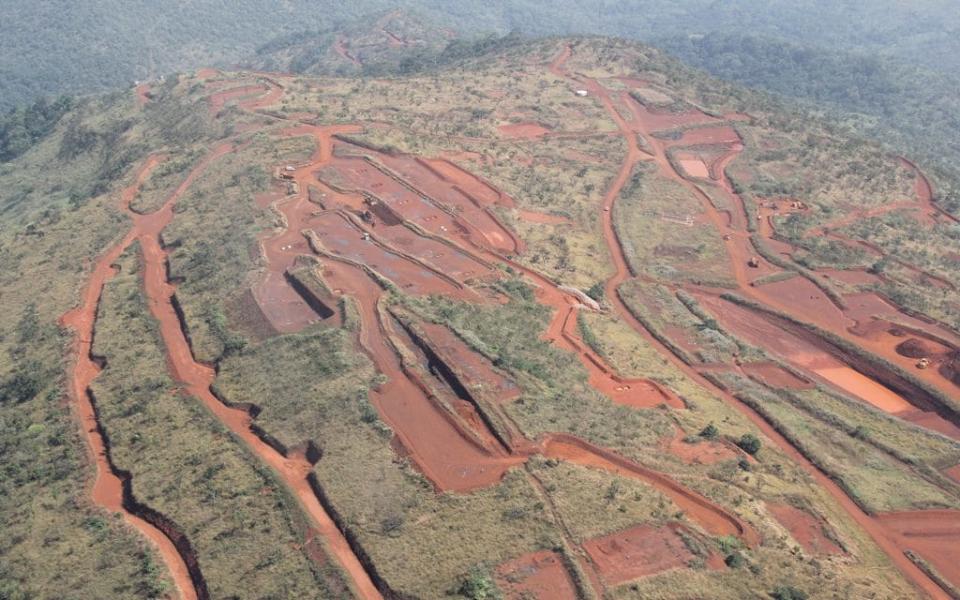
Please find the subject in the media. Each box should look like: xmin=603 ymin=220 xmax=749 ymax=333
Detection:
xmin=548 ymin=44 xmax=955 ymax=599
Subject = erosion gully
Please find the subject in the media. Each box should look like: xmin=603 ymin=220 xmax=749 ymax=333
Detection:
xmin=549 ymin=44 xmax=959 ymax=598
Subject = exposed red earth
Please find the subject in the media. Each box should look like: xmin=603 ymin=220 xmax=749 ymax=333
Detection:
xmin=767 ymin=504 xmax=844 ymax=556
xmin=135 ymin=83 xmax=152 ymax=106
xmin=61 ymin=156 xmax=200 ymax=600
xmin=549 ymin=44 xmax=957 ymax=599
xmin=494 ymin=550 xmax=579 ymax=599
xmin=583 ymin=523 xmax=723 ymax=585
xmin=92 ymin=49 xmax=958 ymax=596
xmin=661 ymin=425 xmax=739 ymax=465
xmin=515 ymin=208 xmax=571 ymax=224
xmin=498 ymin=122 xmax=552 ymax=139
xmin=333 ymin=37 xmax=361 ymax=66
xmin=200 ymin=68 xmax=768 ymax=596
xmin=541 ymin=435 xmax=756 ymax=543
xmin=877 ymin=510 xmax=960 ymax=591
xmin=740 ymin=362 xmax=814 ymax=390
xmin=65 ymin=81 xmax=383 ymax=598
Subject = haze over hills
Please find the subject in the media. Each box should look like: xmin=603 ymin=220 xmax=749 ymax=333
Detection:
xmin=2 ymin=6 xmax=960 ymax=600
xmin=3 ymin=0 xmax=960 ymax=109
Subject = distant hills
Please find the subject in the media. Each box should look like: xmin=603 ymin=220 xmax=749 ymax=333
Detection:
xmin=3 ymin=0 xmax=959 ymax=110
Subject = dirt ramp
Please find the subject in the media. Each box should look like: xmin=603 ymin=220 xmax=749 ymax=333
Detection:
xmin=542 ymin=435 xmax=757 ymax=544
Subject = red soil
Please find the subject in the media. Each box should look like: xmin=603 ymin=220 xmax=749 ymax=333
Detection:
xmin=64 ymin=107 xmax=382 ymax=598
xmin=878 ymin=510 xmax=960 ymax=591
xmin=377 ymin=153 xmax=522 ymax=253
xmin=515 ymin=208 xmax=571 ymax=225
xmin=135 ymin=83 xmax=152 ymax=106
xmin=333 ymin=38 xmax=361 ymax=66
xmin=662 ymin=426 xmax=738 ymax=465
xmin=419 ymin=157 xmax=513 ymax=208
xmin=697 ymin=293 xmax=915 ymax=413
xmin=768 ymin=504 xmax=843 ymax=555
xmin=676 ymin=154 xmax=710 ymax=179
xmin=542 ymin=435 xmax=757 ymax=543
xmin=819 ymin=268 xmax=883 ymax=286
xmin=498 ymin=122 xmax=552 ymax=139
xmin=311 ymin=210 xmax=475 ymax=298
xmin=741 ymin=362 xmax=814 ymax=390
xmin=319 ymin=260 xmax=524 ymax=491
xmin=207 ymin=85 xmax=268 ymax=116
xmin=673 ymin=125 xmax=741 ymax=147
xmin=554 ymin=305 xmax=684 ymax=410
xmin=61 ymin=156 xmax=199 ymax=600
xmin=548 ymin=44 xmax=954 ymax=599
xmin=629 ymin=101 xmax=719 ymax=133
xmin=754 ymin=273 xmax=852 ymax=331
xmin=495 ymin=550 xmax=578 ymax=600
xmin=417 ymin=321 xmax=521 ymax=404
xmin=317 ymin=154 xmax=518 ymax=255
xmin=583 ymin=523 xmax=722 ymax=585
xmin=896 ymin=409 xmax=960 ymax=441
xmin=945 ymin=464 xmax=960 ymax=484
xmin=271 ymin=126 xmax=523 ymax=491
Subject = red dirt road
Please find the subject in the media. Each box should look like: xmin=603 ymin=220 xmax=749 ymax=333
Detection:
xmin=65 ymin=99 xmax=382 ymax=598
xmin=61 ymin=157 xmax=199 ymax=600
xmin=549 ymin=44 xmax=955 ymax=599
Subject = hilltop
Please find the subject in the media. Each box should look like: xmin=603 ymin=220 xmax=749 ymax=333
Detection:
xmin=1 ymin=32 xmax=959 ymax=600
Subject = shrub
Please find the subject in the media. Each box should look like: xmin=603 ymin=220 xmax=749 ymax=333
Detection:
xmin=699 ymin=423 xmax=719 ymax=439
xmin=737 ymin=433 xmax=762 ymax=455
xmin=585 ymin=282 xmax=605 ymax=302
xmin=771 ymin=585 xmax=808 ymax=600
xmin=458 ymin=567 xmax=498 ymax=599
xmin=725 ymin=552 xmax=745 ymax=568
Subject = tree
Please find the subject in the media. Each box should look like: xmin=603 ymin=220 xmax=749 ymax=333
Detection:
xmin=699 ymin=423 xmax=719 ymax=439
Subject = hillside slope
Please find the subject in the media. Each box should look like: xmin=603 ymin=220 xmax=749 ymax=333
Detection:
xmin=657 ymin=32 xmax=960 ymax=200
xmin=2 ymin=34 xmax=960 ymax=600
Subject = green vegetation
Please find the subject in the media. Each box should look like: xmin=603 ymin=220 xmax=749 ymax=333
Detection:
xmin=0 ymin=95 xmax=73 ymax=161
xmin=614 ymin=164 xmax=734 ymax=288
xmin=2 ymin=25 xmax=956 ymax=598
xmin=659 ymin=32 xmax=960 ymax=191
xmin=736 ymin=433 xmax=761 ymax=455
xmin=91 ymin=245 xmax=347 ymax=598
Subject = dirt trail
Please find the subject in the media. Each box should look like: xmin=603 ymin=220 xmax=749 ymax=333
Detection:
xmin=334 ymin=38 xmax=361 ymax=67
xmin=61 ymin=157 xmax=200 ymax=600
xmin=66 ymin=98 xmax=382 ymax=597
xmin=549 ymin=44 xmax=954 ymax=599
